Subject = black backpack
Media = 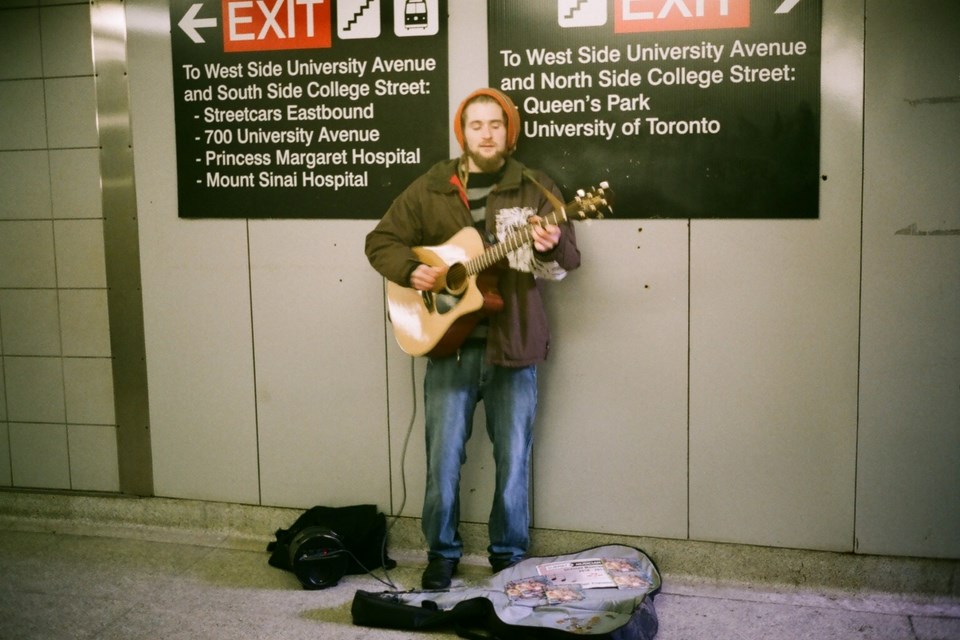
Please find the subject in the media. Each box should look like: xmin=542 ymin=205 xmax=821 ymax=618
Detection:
xmin=352 ymin=544 xmax=659 ymax=639
xmin=266 ymin=504 xmax=395 ymax=589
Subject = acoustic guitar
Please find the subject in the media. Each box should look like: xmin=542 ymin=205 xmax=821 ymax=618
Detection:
xmin=387 ymin=182 xmax=612 ymax=357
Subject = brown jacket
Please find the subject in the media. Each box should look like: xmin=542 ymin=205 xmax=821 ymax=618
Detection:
xmin=365 ymin=157 xmax=580 ymax=366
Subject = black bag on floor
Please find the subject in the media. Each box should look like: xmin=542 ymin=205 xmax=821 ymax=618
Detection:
xmin=267 ymin=504 xmax=395 ymax=589
xmin=352 ymin=544 xmax=659 ymax=639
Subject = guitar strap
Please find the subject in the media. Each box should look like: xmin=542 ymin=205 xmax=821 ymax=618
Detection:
xmin=522 ymin=169 xmax=567 ymax=222
xmin=456 ymin=164 xmax=565 ymax=222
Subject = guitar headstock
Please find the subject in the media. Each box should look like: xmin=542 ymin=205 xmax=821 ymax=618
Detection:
xmin=569 ymin=182 xmax=613 ymax=221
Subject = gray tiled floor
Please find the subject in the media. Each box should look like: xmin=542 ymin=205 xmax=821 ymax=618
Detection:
xmin=1 ymin=524 xmax=958 ymax=640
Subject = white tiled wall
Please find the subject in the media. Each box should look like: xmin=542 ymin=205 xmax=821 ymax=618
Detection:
xmin=0 ymin=2 xmax=119 ymax=492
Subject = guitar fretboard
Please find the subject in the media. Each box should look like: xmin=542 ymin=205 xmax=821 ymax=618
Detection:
xmin=464 ymin=210 xmax=569 ymax=275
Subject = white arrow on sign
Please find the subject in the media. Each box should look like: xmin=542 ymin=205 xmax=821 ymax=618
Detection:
xmin=179 ymin=3 xmax=217 ymax=43
xmin=774 ymin=0 xmax=803 ymax=14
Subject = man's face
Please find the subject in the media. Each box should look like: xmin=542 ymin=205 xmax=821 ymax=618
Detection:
xmin=462 ymin=100 xmax=509 ymax=173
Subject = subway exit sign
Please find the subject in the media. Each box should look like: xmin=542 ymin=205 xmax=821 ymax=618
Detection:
xmin=221 ymin=0 xmax=332 ymax=52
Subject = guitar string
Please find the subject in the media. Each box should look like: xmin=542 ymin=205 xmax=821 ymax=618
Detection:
xmin=461 ymin=187 xmax=608 ymax=276
xmin=465 ymin=209 xmax=569 ymax=275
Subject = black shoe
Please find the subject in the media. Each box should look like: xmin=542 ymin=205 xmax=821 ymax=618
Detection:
xmin=421 ymin=557 xmax=458 ymax=589
xmin=490 ymin=555 xmax=525 ymax=573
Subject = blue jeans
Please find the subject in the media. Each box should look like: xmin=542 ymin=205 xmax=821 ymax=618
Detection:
xmin=422 ymin=342 xmax=537 ymax=565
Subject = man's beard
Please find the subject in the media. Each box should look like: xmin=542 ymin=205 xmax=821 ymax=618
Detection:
xmin=466 ymin=146 xmax=507 ymax=173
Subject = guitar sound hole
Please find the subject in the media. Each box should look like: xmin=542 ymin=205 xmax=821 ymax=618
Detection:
xmin=445 ymin=263 xmax=467 ymax=295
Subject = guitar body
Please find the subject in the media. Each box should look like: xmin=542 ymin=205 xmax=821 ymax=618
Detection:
xmin=384 ymin=182 xmax=611 ymax=357
xmin=386 ymin=227 xmax=504 ymax=357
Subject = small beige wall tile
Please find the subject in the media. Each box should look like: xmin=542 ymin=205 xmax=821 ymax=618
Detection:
xmin=44 ymin=77 xmax=98 ymax=149
xmin=0 ymin=289 xmax=61 ymax=356
xmin=63 ymin=357 xmax=115 ymax=425
xmin=0 ymin=79 xmax=46 ymax=149
xmin=54 ymin=219 xmax=107 ymax=288
xmin=0 ymin=8 xmax=42 ymax=80
xmin=67 ymin=424 xmax=119 ymax=492
xmin=40 ymin=4 xmax=93 ymax=77
xmin=0 ymin=150 xmax=52 ymax=219
xmin=50 ymin=149 xmax=102 ymax=220
xmin=59 ymin=289 xmax=111 ymax=357
xmin=9 ymin=422 xmax=70 ymax=489
xmin=0 ymin=221 xmax=56 ymax=289
xmin=3 ymin=356 xmax=65 ymax=423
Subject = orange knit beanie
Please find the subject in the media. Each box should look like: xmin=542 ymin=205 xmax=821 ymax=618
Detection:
xmin=453 ymin=88 xmax=521 ymax=152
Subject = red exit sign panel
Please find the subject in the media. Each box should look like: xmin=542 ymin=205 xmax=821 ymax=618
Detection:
xmin=222 ymin=0 xmax=332 ymax=52
xmin=615 ymin=0 xmax=751 ymax=33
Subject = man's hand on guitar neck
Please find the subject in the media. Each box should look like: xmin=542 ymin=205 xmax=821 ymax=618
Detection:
xmin=410 ymin=264 xmax=443 ymax=292
xmin=529 ymin=216 xmax=561 ymax=253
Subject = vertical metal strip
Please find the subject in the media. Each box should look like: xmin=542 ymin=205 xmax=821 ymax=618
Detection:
xmin=91 ymin=1 xmax=153 ymax=495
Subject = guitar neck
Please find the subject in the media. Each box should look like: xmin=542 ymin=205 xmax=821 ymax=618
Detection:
xmin=464 ymin=210 xmax=568 ymax=275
